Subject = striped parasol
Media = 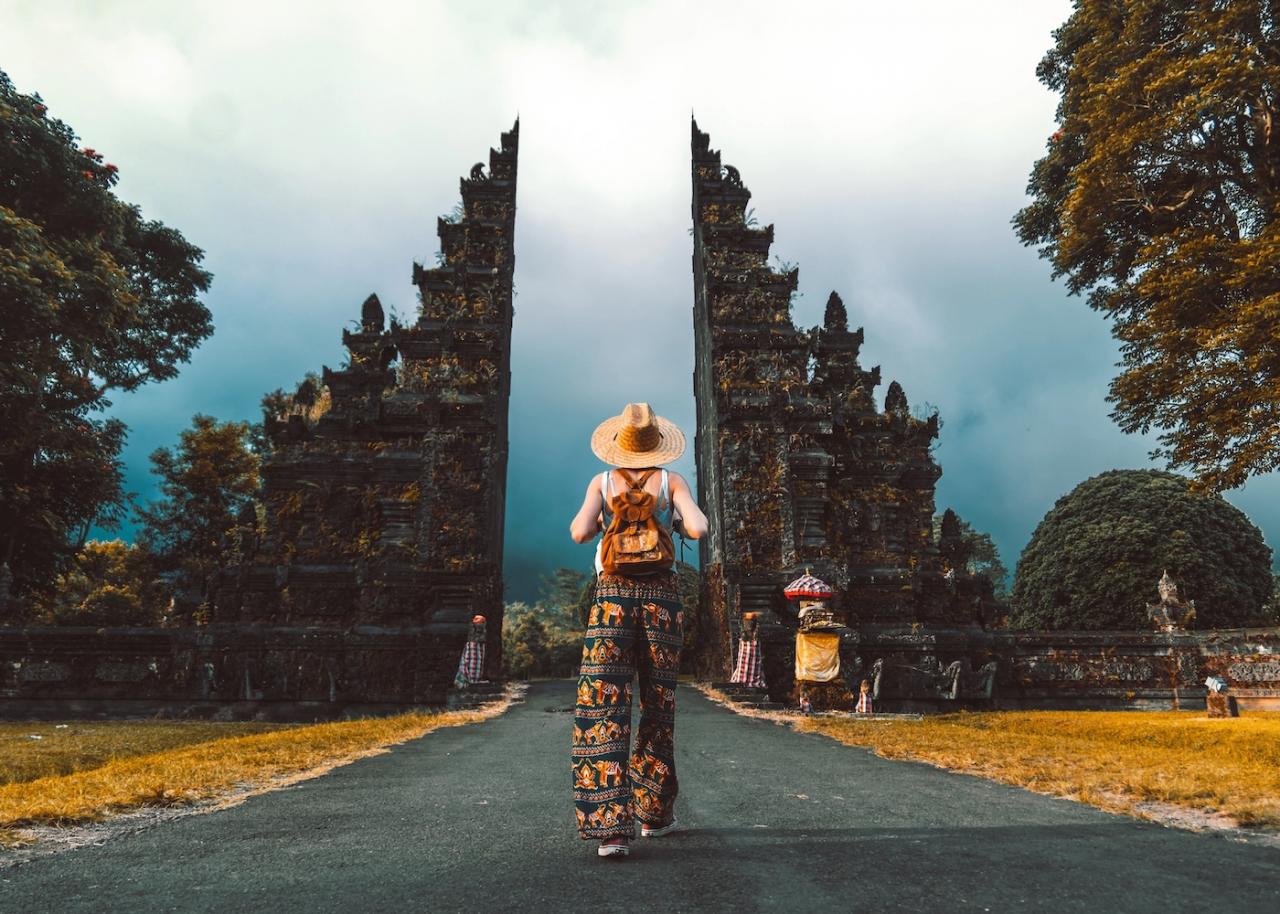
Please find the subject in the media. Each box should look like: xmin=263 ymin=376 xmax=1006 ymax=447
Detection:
xmin=784 ymin=569 xmax=833 ymax=602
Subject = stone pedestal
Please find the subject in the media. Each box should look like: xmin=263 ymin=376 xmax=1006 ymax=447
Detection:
xmin=793 ymin=627 xmax=856 ymax=711
xmin=798 ymin=679 xmax=854 ymax=712
xmin=1206 ymin=692 xmax=1239 ymax=718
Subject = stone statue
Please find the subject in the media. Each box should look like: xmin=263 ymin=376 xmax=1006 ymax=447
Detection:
xmin=1147 ymin=569 xmax=1196 ymax=632
xmin=884 ymin=380 xmax=908 ymax=418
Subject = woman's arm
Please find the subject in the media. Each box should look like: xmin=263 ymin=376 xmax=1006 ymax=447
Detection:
xmin=569 ymin=475 xmax=605 ymax=544
xmin=670 ymin=472 xmax=709 ymax=540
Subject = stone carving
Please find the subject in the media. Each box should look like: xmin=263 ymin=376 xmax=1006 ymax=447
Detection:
xmin=945 ymin=658 xmax=998 ymax=699
xmin=1226 ymin=661 xmax=1280 ymax=682
xmin=18 ymin=661 xmax=69 ymax=683
xmin=95 ymin=660 xmax=156 ymax=683
xmin=360 ymin=293 xmax=385 ymax=333
xmin=1147 ymin=569 xmax=1196 ymax=631
xmin=867 ymin=656 xmax=995 ymax=701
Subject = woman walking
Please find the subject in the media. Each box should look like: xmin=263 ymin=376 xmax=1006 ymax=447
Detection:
xmin=569 ymin=403 xmax=708 ymax=858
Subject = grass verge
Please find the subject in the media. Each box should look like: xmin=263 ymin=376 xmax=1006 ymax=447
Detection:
xmin=695 ymin=684 xmax=1280 ymax=831
xmin=800 ymin=711 xmax=1280 ymax=829
xmin=1 ymin=720 xmax=292 ymax=786
xmin=1 ymin=687 xmax=520 ymax=848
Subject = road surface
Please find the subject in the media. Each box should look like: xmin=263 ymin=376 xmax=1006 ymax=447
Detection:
xmin=2 ymin=680 xmax=1277 ymax=913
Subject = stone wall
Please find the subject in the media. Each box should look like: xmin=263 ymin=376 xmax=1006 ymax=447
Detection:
xmin=755 ymin=623 xmax=1280 ymax=711
xmin=0 ymin=622 xmax=469 ymax=720
xmin=6 ymin=622 xmax=1272 ymax=719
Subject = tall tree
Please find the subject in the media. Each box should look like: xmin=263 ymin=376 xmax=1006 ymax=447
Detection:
xmin=1014 ymin=1 xmax=1280 ymax=493
xmin=932 ymin=511 xmax=1010 ymax=599
xmin=539 ymin=567 xmax=592 ymax=628
xmin=135 ymin=415 xmax=258 ymax=617
xmin=0 ymin=69 xmax=213 ymax=604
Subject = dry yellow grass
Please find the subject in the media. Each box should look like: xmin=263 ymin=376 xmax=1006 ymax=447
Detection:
xmin=1 ymin=720 xmax=292 ymax=785
xmin=795 ymin=710 xmax=1280 ymax=829
xmin=0 ymin=690 xmax=518 ymax=847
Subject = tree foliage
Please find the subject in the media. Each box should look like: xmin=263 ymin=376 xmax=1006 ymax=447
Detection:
xmin=135 ymin=415 xmax=259 ymax=615
xmin=30 ymin=538 xmax=167 ymax=626
xmin=502 ymin=598 xmax=582 ymax=679
xmin=1014 ymin=2 xmax=1280 ymax=493
xmin=932 ymin=510 xmax=1010 ymax=599
xmin=0 ymin=68 xmax=212 ymax=601
xmin=1011 ymin=469 xmax=1275 ymax=630
xmin=503 ymin=562 xmax=703 ymax=678
xmin=256 ymin=370 xmax=330 ymax=451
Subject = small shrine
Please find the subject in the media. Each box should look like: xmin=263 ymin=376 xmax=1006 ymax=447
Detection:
xmin=786 ymin=570 xmax=856 ymax=711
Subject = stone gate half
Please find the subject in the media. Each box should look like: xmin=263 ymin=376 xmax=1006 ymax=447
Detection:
xmin=209 ymin=121 xmax=520 ymax=694
xmin=690 ymin=119 xmax=998 ymax=684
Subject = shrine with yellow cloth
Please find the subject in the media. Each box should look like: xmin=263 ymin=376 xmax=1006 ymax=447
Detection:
xmin=794 ymin=630 xmax=841 ymax=682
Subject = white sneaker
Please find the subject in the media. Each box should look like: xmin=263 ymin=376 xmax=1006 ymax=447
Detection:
xmin=640 ymin=818 xmax=681 ymax=837
xmin=597 ymin=838 xmax=631 ymax=857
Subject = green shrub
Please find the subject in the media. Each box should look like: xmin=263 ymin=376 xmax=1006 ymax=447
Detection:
xmin=1011 ymin=469 xmax=1274 ymax=630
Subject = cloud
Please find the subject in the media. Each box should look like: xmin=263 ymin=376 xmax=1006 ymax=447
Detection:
xmin=2 ymin=0 xmax=1274 ymax=601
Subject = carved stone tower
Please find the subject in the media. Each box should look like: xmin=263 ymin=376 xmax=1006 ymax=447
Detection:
xmin=690 ymin=120 xmax=989 ymax=682
xmin=215 ymin=123 xmax=518 ymax=698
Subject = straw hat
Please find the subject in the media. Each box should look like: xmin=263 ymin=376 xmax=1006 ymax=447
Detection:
xmin=590 ymin=402 xmax=686 ymax=468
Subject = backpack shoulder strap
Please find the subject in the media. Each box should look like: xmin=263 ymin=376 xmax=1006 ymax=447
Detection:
xmin=619 ymin=468 xmax=655 ymax=490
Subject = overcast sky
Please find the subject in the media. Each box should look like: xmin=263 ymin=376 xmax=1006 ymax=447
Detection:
xmin=3 ymin=0 xmax=1277 ymax=602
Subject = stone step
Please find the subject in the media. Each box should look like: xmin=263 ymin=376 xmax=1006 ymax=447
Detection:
xmin=444 ymin=680 xmax=507 ymax=710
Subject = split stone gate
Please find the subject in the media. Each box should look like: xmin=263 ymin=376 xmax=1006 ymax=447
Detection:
xmin=1 ymin=121 xmax=1277 ymax=718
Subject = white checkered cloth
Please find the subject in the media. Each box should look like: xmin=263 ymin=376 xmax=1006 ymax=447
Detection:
xmin=454 ymin=641 xmax=485 ymax=688
xmin=730 ymin=639 xmax=765 ymax=689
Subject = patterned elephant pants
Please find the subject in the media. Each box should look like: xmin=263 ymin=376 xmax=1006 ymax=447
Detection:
xmin=572 ymin=571 xmax=683 ymax=840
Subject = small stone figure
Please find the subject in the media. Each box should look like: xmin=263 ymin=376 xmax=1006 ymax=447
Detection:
xmin=1147 ymin=569 xmax=1196 ymax=632
xmin=454 ymin=614 xmax=488 ymax=688
xmin=856 ymin=679 xmax=873 ymax=714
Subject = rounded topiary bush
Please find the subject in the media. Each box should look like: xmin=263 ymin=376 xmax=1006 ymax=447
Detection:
xmin=1011 ymin=469 xmax=1274 ymax=630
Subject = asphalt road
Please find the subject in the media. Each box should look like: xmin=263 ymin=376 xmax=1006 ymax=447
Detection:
xmin=2 ymin=680 xmax=1277 ymax=913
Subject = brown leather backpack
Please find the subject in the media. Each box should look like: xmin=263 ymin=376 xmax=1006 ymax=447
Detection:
xmin=599 ymin=468 xmax=675 ymax=577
